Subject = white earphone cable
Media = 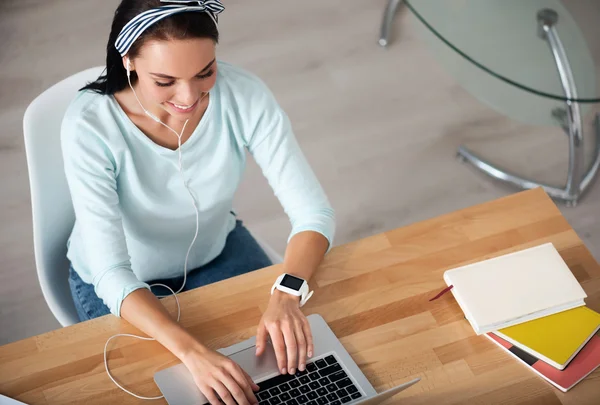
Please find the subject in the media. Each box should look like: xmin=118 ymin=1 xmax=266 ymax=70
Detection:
xmin=102 ymin=63 xmax=202 ymax=400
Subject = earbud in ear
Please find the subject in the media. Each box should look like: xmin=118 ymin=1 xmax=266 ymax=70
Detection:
xmin=124 ymin=57 xmax=162 ymax=124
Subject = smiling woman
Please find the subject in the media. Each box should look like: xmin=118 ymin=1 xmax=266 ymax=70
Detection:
xmin=61 ymin=1 xmax=335 ymax=404
xmin=119 ymin=37 xmax=219 ymax=149
xmin=149 ymin=55 xmax=215 ymax=113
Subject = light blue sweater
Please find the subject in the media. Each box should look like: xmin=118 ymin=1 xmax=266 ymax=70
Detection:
xmin=61 ymin=61 xmax=335 ymax=317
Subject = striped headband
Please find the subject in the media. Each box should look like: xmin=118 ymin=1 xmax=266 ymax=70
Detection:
xmin=115 ymin=0 xmax=225 ymax=56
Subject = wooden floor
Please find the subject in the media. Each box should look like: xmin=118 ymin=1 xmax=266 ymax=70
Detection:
xmin=1 ymin=0 xmax=600 ymax=345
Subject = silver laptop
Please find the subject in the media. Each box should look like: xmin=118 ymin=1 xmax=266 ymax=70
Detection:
xmin=155 ymin=314 xmax=420 ymax=405
xmin=0 ymin=394 xmax=28 ymax=405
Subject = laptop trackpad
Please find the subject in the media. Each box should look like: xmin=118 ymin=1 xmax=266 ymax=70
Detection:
xmin=229 ymin=343 xmax=279 ymax=382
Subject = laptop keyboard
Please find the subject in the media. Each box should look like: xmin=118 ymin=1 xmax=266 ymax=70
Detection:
xmin=255 ymin=354 xmax=363 ymax=405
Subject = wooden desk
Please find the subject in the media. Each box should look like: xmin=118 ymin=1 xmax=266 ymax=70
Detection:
xmin=1 ymin=188 xmax=599 ymax=404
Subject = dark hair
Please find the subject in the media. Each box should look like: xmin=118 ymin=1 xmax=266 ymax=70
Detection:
xmin=81 ymin=0 xmax=219 ymax=95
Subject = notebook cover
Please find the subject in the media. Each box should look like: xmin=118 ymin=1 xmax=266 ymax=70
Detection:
xmin=486 ymin=333 xmax=600 ymax=392
xmin=495 ymin=306 xmax=600 ymax=369
xmin=443 ymin=243 xmax=587 ymax=334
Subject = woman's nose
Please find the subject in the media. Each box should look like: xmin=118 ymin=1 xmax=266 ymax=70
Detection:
xmin=177 ymin=85 xmax=199 ymax=105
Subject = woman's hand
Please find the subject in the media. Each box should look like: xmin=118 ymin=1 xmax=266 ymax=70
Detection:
xmin=180 ymin=343 xmax=260 ymax=405
xmin=255 ymin=290 xmax=314 ymax=374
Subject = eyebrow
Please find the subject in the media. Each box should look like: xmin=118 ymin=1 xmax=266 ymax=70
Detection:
xmin=149 ymin=58 xmax=216 ymax=79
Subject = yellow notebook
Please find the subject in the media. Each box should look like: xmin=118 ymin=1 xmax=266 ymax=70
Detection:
xmin=495 ymin=306 xmax=600 ymax=370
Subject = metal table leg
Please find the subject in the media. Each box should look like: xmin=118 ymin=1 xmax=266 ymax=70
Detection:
xmin=379 ymin=0 xmax=403 ymax=47
xmin=457 ymin=9 xmax=600 ymax=206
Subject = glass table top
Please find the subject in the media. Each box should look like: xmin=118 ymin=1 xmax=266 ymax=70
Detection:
xmin=404 ymin=0 xmax=599 ymax=125
xmin=405 ymin=0 xmax=598 ymax=102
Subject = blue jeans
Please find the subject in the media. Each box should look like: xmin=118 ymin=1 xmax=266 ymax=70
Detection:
xmin=68 ymin=219 xmax=273 ymax=322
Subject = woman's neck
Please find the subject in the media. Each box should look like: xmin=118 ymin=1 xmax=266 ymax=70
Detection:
xmin=113 ymin=86 xmax=210 ymax=150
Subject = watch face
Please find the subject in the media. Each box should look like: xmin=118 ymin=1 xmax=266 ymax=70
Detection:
xmin=281 ymin=274 xmax=304 ymax=291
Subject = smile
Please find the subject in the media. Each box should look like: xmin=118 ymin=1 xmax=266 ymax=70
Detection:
xmin=167 ymin=100 xmax=198 ymax=113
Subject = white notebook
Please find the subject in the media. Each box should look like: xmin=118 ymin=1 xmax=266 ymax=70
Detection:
xmin=443 ymin=243 xmax=587 ymax=335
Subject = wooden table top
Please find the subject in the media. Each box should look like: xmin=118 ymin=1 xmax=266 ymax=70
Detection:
xmin=1 ymin=188 xmax=599 ymax=405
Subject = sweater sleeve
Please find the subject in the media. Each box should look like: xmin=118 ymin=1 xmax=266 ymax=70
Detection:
xmin=244 ymin=83 xmax=336 ymax=251
xmin=61 ymin=113 xmax=150 ymax=317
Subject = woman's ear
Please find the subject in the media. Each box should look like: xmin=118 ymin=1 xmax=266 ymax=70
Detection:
xmin=122 ymin=56 xmax=133 ymax=75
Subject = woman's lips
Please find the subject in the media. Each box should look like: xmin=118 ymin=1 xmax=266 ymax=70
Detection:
xmin=167 ymin=99 xmax=198 ymax=113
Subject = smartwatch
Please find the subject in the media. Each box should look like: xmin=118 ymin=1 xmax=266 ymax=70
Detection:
xmin=271 ymin=274 xmax=314 ymax=307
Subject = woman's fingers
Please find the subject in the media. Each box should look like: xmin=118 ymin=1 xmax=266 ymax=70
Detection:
xmin=255 ymin=321 xmax=268 ymax=356
xmin=184 ymin=347 xmax=259 ymax=405
xmin=228 ymin=362 xmax=259 ymax=404
xmin=302 ymin=317 xmax=314 ymax=359
xmin=218 ymin=371 xmax=251 ymax=405
xmin=242 ymin=367 xmax=260 ymax=392
xmin=198 ymin=383 xmax=221 ymax=405
xmin=261 ymin=309 xmax=314 ymax=375
xmin=211 ymin=379 xmax=237 ymax=405
xmin=267 ymin=323 xmax=288 ymax=374
xmin=294 ymin=321 xmax=307 ymax=371
xmin=281 ymin=321 xmax=298 ymax=374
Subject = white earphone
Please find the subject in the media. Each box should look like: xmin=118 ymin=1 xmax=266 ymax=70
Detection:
xmin=104 ymin=57 xmax=203 ymax=400
xmin=126 ymin=58 xmax=161 ymax=123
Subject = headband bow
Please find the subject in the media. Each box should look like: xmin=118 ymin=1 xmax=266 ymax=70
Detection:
xmin=115 ymin=0 xmax=225 ymax=56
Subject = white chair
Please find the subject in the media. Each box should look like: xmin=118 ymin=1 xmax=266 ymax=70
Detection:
xmin=23 ymin=66 xmax=283 ymax=327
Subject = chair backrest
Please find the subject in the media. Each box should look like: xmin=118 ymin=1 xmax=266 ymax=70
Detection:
xmin=23 ymin=66 xmax=105 ymax=327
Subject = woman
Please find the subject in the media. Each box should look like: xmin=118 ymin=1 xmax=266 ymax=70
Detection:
xmin=61 ymin=0 xmax=335 ymax=404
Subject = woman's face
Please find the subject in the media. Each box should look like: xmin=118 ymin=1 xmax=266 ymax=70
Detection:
xmin=127 ymin=37 xmax=217 ymax=121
